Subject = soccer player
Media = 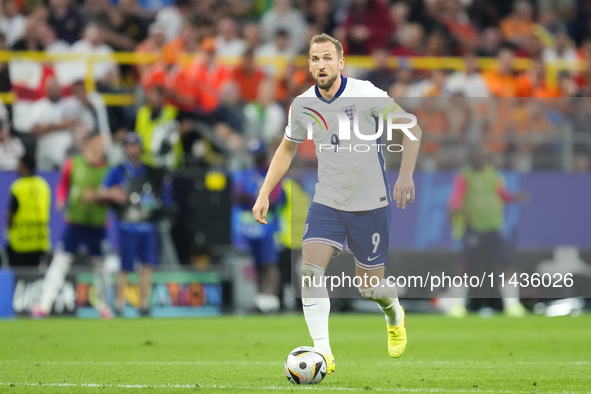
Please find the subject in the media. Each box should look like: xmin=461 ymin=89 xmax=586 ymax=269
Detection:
xmin=252 ymin=33 xmax=422 ymax=373
xmin=32 ymin=131 xmax=111 ymax=318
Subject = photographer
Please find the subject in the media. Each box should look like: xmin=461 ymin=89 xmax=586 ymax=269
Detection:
xmin=101 ymin=132 xmax=166 ymax=316
xmin=136 ymin=85 xmax=182 ymax=170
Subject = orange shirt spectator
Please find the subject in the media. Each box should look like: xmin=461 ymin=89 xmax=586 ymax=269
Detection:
xmin=500 ymin=1 xmax=534 ymax=45
xmin=162 ymin=23 xmax=199 ymax=66
xmin=163 ymin=37 xmax=185 ymax=66
xmin=232 ymin=49 xmax=266 ymax=103
xmin=171 ymin=39 xmax=233 ymax=113
xmin=510 ymin=100 xmax=554 ymax=151
xmin=500 ymin=18 xmax=533 ymax=43
xmin=135 ymin=22 xmax=167 ymax=79
xmin=275 ymin=64 xmax=314 ymax=104
xmin=515 ymin=59 xmax=561 ymax=98
xmin=414 ymin=103 xmax=448 ymax=154
xmin=483 ymin=70 xmax=519 ymax=97
xmin=484 ymin=99 xmax=512 ymax=153
xmin=483 ymin=46 xmax=519 ymax=97
xmin=515 ymin=72 xmax=560 ymax=98
xmin=140 ymin=62 xmax=168 ymax=92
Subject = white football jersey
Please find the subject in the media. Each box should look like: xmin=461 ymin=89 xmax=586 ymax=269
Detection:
xmin=285 ymin=76 xmax=404 ymax=212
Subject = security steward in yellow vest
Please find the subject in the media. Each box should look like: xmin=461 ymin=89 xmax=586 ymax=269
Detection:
xmin=277 ymin=178 xmax=311 ymax=309
xmin=5 ymin=154 xmax=51 ymax=266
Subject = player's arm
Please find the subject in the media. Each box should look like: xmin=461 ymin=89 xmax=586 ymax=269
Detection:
xmin=380 ymin=102 xmax=422 ymax=209
xmin=6 ymin=192 xmax=18 ymax=229
xmin=252 ymin=137 xmax=298 ymax=224
xmin=99 ymin=167 xmax=128 ymax=205
xmin=32 ymin=119 xmax=76 ymax=136
xmin=55 ymin=158 xmax=74 ymax=211
xmin=448 ymin=173 xmax=467 ymax=213
xmin=495 ymin=176 xmax=528 ymax=203
xmin=396 ymin=121 xmax=422 ymax=206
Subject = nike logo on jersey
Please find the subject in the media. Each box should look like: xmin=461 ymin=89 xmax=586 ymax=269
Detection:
xmin=303 ymin=303 xmax=318 ymax=308
xmin=367 ymin=255 xmax=381 ymax=262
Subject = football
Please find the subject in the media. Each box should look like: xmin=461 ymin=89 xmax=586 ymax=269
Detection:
xmin=284 ymin=346 xmax=327 ymax=385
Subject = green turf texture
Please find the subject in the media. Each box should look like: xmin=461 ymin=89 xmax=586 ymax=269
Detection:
xmin=0 ymin=313 xmax=590 ymax=393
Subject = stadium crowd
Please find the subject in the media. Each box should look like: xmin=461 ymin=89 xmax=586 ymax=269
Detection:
xmin=0 ymin=0 xmax=591 ymax=175
xmin=2 ymin=0 xmax=591 ymax=316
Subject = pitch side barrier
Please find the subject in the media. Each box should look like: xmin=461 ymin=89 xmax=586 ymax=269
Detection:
xmin=0 ymin=51 xmax=582 ymax=105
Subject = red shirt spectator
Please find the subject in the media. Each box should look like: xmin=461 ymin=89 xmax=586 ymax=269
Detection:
xmin=342 ymin=0 xmax=394 ymax=55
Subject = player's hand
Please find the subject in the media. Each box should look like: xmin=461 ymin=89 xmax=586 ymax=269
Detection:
xmin=81 ymin=189 xmax=97 ymax=203
xmin=393 ymin=174 xmax=415 ymax=209
xmin=109 ymin=187 xmax=128 ymax=205
xmin=252 ymin=195 xmax=269 ymax=225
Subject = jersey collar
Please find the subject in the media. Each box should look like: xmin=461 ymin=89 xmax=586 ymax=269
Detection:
xmin=315 ymin=75 xmax=347 ymax=104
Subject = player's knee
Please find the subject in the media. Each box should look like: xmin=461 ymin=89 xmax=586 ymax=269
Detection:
xmin=53 ymin=251 xmax=74 ymax=270
xmin=301 ymin=262 xmax=325 ymax=289
xmin=359 ymin=279 xmax=394 ymax=301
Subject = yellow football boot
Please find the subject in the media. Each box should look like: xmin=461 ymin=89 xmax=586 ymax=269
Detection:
xmin=320 ymin=353 xmax=336 ymax=374
xmin=387 ymin=307 xmax=407 ymax=358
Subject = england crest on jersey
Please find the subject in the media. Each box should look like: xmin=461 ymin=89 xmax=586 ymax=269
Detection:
xmin=341 ymin=105 xmax=356 ymax=124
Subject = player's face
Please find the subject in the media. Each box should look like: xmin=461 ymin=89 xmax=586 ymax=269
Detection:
xmin=125 ymin=143 xmax=142 ymax=160
xmin=309 ymin=42 xmax=344 ymax=91
xmin=85 ymin=135 xmax=105 ymax=157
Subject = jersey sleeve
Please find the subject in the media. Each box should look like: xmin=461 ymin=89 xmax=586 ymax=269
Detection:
xmin=55 ymin=158 xmax=73 ymax=206
xmin=284 ymin=105 xmax=306 ymax=143
xmin=102 ymin=166 xmax=124 ymax=188
xmin=363 ymin=81 xmax=404 ymax=118
xmin=448 ymin=173 xmax=468 ymax=212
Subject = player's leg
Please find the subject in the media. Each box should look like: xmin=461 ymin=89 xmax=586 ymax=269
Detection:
xmin=355 ymin=264 xmax=406 ymax=357
xmin=138 ymin=228 xmax=159 ymax=314
xmin=91 ymin=256 xmax=112 ymax=318
xmin=299 ymin=202 xmax=346 ymax=374
xmin=492 ymin=231 xmax=527 ymax=317
xmin=116 ymin=229 xmax=135 ymax=315
xmin=33 ymin=224 xmax=80 ymax=317
xmin=447 ymin=227 xmax=479 ymax=317
xmin=139 ymin=264 xmax=152 ymax=314
xmin=88 ymin=227 xmax=111 ymax=318
xmin=260 ymin=235 xmax=281 ymax=312
xmin=301 ymin=242 xmax=335 ymax=371
xmin=115 ymin=271 xmax=128 ymax=314
xmin=34 ymin=251 xmax=74 ymax=317
xmin=251 ymin=238 xmax=280 ymax=313
xmin=347 ymin=206 xmax=406 ymax=357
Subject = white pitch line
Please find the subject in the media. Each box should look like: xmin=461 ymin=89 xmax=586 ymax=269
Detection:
xmin=0 ymin=360 xmax=587 ymax=367
xmin=0 ymin=360 xmax=279 ymax=366
xmin=0 ymin=382 xmax=589 ymax=394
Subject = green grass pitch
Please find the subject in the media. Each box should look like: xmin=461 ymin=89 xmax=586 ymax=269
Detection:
xmin=0 ymin=313 xmax=590 ymax=393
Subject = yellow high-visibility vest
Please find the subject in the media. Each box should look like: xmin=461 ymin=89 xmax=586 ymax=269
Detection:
xmin=135 ymin=105 xmax=182 ymax=168
xmin=8 ymin=176 xmax=51 ymax=253
xmin=278 ymin=179 xmax=311 ymax=250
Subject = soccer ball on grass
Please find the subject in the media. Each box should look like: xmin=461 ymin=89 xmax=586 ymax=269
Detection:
xmin=284 ymin=346 xmax=327 ymax=385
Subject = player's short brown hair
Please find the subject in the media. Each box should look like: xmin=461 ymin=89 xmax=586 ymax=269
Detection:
xmin=309 ymin=33 xmax=344 ymax=59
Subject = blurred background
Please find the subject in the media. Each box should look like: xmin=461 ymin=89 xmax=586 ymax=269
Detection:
xmin=0 ymin=0 xmax=590 ymax=319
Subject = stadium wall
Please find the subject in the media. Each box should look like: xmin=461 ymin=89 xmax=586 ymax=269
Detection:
xmin=1 ymin=170 xmax=590 ymax=252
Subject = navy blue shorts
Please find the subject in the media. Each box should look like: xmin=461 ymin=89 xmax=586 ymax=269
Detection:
xmin=302 ymin=202 xmax=391 ymax=270
xmin=118 ymin=229 xmax=159 ymax=272
xmin=247 ymin=236 xmax=279 ymax=266
xmin=60 ymin=224 xmax=107 ymax=257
